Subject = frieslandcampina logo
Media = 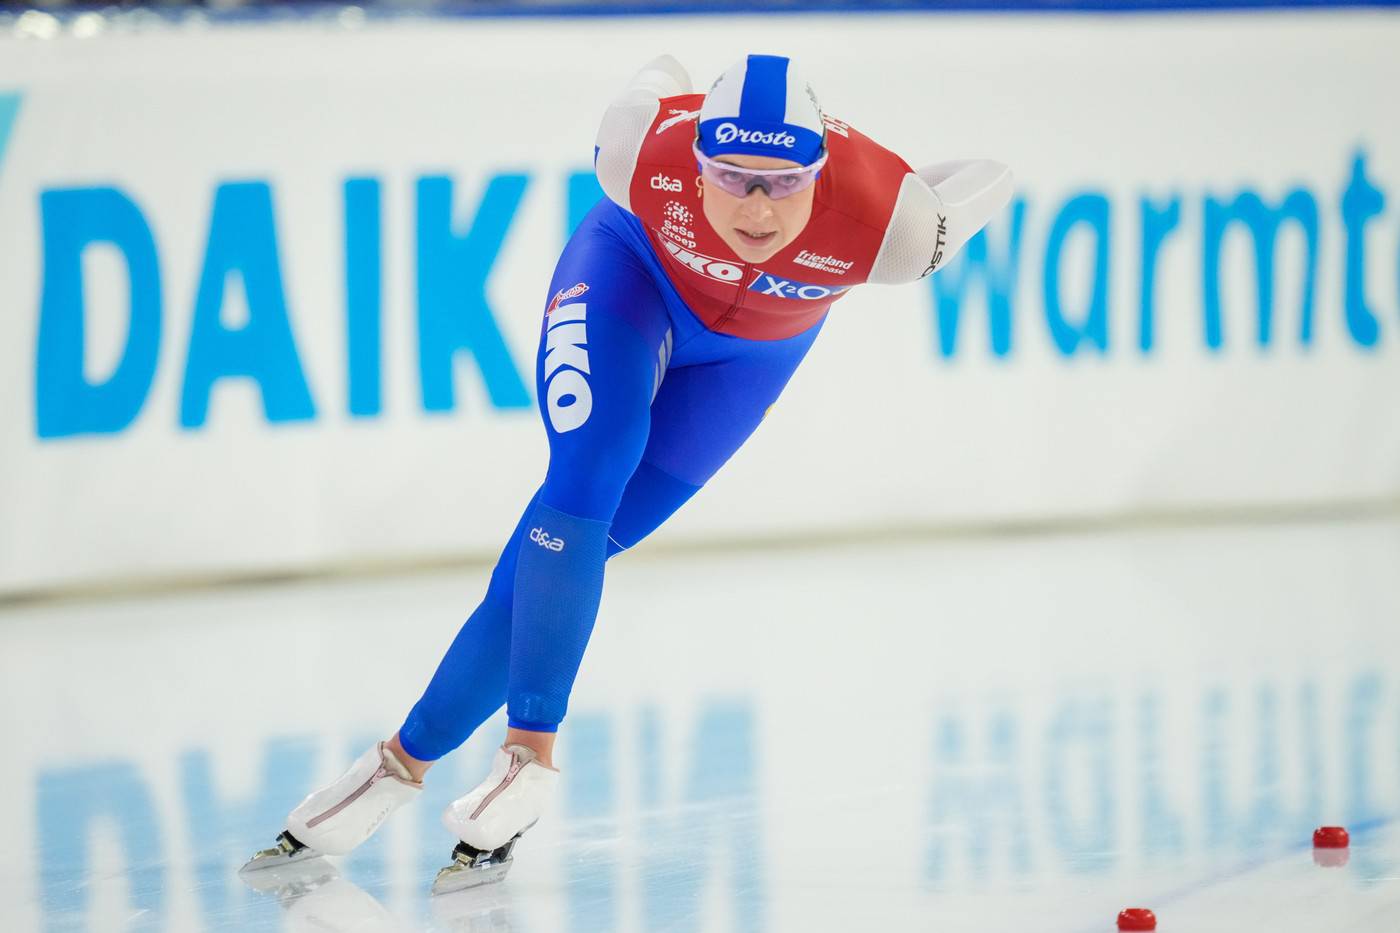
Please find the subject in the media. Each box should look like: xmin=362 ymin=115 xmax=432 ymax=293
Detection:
xmin=794 ymin=250 xmax=853 ymax=275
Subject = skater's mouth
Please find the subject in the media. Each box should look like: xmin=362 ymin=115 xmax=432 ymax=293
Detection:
xmin=735 ymin=228 xmax=777 ymax=246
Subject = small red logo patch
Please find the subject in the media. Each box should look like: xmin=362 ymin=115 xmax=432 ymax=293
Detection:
xmin=546 ymin=282 xmax=589 ymax=316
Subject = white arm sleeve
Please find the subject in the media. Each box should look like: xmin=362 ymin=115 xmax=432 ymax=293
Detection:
xmin=622 ymin=54 xmax=692 ymax=100
xmin=867 ymin=159 xmax=1014 ymax=285
xmin=594 ymin=56 xmax=693 ymax=212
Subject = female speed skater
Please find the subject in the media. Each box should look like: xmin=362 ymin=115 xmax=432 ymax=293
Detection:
xmin=242 ymin=52 xmax=1013 ymax=893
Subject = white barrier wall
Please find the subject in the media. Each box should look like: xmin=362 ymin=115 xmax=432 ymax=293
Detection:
xmin=1 ymin=12 xmax=1398 ymax=594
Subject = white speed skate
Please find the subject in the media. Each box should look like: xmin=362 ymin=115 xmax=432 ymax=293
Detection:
xmin=431 ymin=744 xmax=559 ymax=895
xmin=240 ymin=742 xmax=423 ymax=875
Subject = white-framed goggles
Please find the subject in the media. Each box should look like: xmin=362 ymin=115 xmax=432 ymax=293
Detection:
xmin=692 ymin=143 xmax=827 ymax=200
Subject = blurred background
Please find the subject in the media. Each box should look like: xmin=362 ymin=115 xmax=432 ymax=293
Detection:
xmin=1 ymin=1 xmax=1398 ymax=931
xmin=2 ymin=0 xmax=1398 ymax=596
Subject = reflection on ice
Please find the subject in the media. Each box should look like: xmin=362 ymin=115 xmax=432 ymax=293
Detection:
xmin=4 ymin=518 xmax=1400 ymax=931
xmin=925 ymin=673 xmax=1400 ymax=888
xmin=31 ymin=705 xmax=765 ymax=933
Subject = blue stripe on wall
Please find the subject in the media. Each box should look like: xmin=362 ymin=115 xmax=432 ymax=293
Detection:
xmin=23 ymin=0 xmax=1400 ymax=26
xmin=435 ymin=0 xmax=1400 ymax=11
xmin=0 ymin=93 xmax=21 ymax=181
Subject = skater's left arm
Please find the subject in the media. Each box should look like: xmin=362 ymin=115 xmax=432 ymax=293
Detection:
xmin=868 ymin=158 xmax=1014 ymax=284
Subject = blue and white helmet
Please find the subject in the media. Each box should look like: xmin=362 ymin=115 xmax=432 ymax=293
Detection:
xmin=698 ymin=54 xmax=826 ymax=166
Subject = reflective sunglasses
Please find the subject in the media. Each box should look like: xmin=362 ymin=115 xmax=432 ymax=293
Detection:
xmin=692 ymin=143 xmax=827 ymax=200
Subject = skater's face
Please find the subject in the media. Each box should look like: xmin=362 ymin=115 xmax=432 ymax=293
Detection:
xmin=699 ymin=153 xmax=816 ymax=264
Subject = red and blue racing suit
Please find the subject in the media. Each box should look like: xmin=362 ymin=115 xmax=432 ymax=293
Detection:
xmin=398 ymin=65 xmax=1013 ymax=756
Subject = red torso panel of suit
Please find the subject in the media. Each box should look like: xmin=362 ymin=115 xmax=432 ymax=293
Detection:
xmin=624 ymin=93 xmax=913 ymax=341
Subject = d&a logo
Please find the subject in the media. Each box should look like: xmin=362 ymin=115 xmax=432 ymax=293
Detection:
xmin=650 ymin=174 xmax=684 ymax=192
xmin=529 ymin=527 xmax=566 ymax=551
xmin=543 ymin=300 xmax=592 ymax=433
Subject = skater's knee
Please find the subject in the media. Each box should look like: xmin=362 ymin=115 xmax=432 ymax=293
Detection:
xmin=607 ymin=459 xmax=702 ymax=551
xmin=540 ymin=407 xmax=649 ymax=521
xmin=539 ymin=456 xmax=639 ymax=522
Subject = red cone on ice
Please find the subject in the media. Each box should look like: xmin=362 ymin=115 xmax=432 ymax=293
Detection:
xmin=1313 ymin=826 xmax=1349 ymax=849
xmin=1117 ymin=907 xmax=1156 ymax=931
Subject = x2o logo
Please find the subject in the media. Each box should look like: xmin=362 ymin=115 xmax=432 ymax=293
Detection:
xmin=748 ymin=271 xmax=851 ymax=301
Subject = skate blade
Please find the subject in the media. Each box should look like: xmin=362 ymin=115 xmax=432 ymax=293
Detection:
xmin=240 ymin=859 xmax=339 ymax=897
xmin=239 ymin=832 xmax=335 ymax=897
xmin=239 ymin=833 xmax=324 ymax=875
xmin=431 ymin=857 xmax=512 ymax=895
xmin=240 ymin=846 xmax=324 ymax=873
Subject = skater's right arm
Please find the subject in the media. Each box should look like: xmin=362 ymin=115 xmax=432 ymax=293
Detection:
xmin=614 ymin=54 xmax=692 ymax=103
xmin=594 ymin=55 xmax=695 ymax=212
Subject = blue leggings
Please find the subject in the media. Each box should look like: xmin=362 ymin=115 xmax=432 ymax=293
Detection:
xmin=397 ymin=200 xmax=824 ymax=759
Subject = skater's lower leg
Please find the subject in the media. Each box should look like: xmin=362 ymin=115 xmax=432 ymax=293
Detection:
xmin=504 ymin=499 xmax=613 ymax=759
xmin=386 ymin=732 xmax=435 ymax=782
xmin=396 ymin=462 xmax=695 ymax=781
xmin=385 ymin=728 xmax=553 ymax=780
xmin=394 ymin=494 xmax=540 ymax=765
xmin=504 ymin=726 xmax=557 ymax=769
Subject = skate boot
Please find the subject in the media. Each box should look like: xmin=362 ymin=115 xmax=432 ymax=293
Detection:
xmin=241 ymin=741 xmax=423 ymax=874
xmin=431 ymin=744 xmax=559 ymax=895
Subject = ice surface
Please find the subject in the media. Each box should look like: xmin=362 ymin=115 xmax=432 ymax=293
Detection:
xmin=2 ymin=517 xmax=1398 ymax=931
